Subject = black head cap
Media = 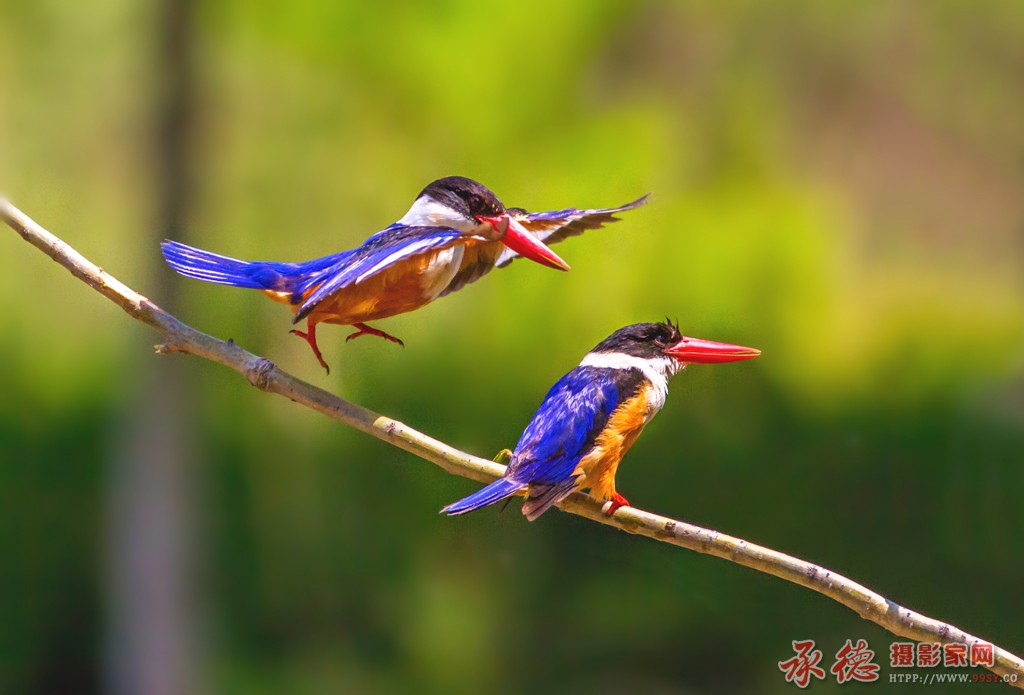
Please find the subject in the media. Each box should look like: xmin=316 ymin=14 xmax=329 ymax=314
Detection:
xmin=591 ymin=320 xmax=682 ymax=359
xmin=417 ymin=176 xmax=505 ymax=220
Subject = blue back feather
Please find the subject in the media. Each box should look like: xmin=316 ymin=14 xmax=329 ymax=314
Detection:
xmin=293 ymin=226 xmax=462 ymax=321
xmin=507 ymin=366 xmax=624 ymax=486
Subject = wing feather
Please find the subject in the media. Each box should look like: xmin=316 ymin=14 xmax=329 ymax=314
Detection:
xmin=439 ymin=194 xmax=649 ymax=296
xmin=293 ymin=225 xmax=464 ymax=322
xmin=507 ymin=366 xmax=645 ymax=487
xmin=496 ymin=194 xmax=649 ymax=268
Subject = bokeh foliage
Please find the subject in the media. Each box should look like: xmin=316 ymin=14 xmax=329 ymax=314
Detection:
xmin=2 ymin=1 xmax=1022 ymax=692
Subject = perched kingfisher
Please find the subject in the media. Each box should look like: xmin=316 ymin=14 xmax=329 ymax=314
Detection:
xmin=442 ymin=321 xmax=760 ymax=520
xmin=162 ymin=176 xmax=647 ymax=372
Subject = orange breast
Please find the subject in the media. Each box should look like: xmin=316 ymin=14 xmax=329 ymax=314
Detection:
xmin=575 ymin=386 xmax=652 ymax=502
xmin=267 ymin=244 xmax=464 ymax=326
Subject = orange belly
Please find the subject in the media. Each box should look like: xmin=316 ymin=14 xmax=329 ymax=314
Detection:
xmin=262 ymin=244 xmax=464 ymax=326
xmin=574 ymin=387 xmax=652 ymax=502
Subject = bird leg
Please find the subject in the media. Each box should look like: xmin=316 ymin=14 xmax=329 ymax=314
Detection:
xmin=601 ymin=492 xmax=630 ymax=516
xmin=491 ymin=450 xmax=515 ymax=511
xmin=492 ymin=448 xmax=513 ymax=463
xmin=346 ymin=322 xmax=405 ymax=347
xmin=289 ymin=320 xmax=330 ymax=374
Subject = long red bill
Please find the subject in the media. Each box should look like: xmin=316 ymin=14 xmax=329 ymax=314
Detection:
xmin=487 ymin=215 xmax=570 ymax=271
xmin=664 ymin=336 xmax=761 ymax=364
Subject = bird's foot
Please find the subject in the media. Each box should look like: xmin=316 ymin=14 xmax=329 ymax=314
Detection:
xmin=492 ymin=448 xmax=513 ymax=463
xmin=601 ymin=493 xmax=630 ymax=516
xmin=289 ymin=327 xmax=330 ymax=374
xmin=346 ymin=322 xmax=405 ymax=347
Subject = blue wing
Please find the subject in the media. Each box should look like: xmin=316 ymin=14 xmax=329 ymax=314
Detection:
xmin=293 ymin=225 xmax=464 ymax=322
xmin=506 ymin=366 xmax=626 ymax=487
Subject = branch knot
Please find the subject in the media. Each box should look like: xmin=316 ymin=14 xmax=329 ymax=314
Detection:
xmin=245 ymin=357 xmax=275 ymax=390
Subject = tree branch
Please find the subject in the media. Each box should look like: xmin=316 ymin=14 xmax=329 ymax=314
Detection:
xmin=3 ymin=197 xmax=1021 ymax=687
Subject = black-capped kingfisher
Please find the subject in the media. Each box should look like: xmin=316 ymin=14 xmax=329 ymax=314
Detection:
xmin=442 ymin=321 xmax=760 ymax=520
xmin=161 ymin=176 xmax=647 ymax=372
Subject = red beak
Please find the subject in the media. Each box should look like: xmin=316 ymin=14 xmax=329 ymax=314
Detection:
xmin=664 ymin=336 xmax=761 ymax=364
xmin=478 ymin=214 xmax=571 ymax=271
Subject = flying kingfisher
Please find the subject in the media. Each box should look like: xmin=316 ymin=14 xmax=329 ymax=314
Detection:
xmin=442 ymin=321 xmax=760 ymax=520
xmin=162 ymin=176 xmax=647 ymax=372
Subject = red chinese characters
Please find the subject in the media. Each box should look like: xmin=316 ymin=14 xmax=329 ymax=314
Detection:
xmin=917 ymin=642 xmax=942 ymax=667
xmin=970 ymin=642 xmax=995 ymax=668
xmin=778 ymin=640 xmax=826 ymax=689
xmin=782 ymin=638 xmax=996 ymax=686
xmin=944 ymin=643 xmax=969 ymax=667
xmin=889 ymin=641 xmax=915 ymax=667
xmin=830 ymin=638 xmax=880 ymax=683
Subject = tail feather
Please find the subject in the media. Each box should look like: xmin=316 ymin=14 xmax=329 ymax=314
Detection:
xmin=441 ymin=478 xmax=522 ymax=516
xmin=161 ymin=240 xmax=275 ymax=289
xmin=161 ymin=240 xmax=355 ymax=296
xmin=521 ymin=480 xmax=576 ymax=521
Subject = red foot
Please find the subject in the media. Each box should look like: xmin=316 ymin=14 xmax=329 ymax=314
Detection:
xmin=346 ymin=322 xmax=405 ymax=347
xmin=601 ymin=493 xmax=630 ymax=516
xmin=289 ymin=320 xmax=330 ymax=374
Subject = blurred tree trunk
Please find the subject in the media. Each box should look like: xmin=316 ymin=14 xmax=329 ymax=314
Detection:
xmin=104 ymin=1 xmax=205 ymax=694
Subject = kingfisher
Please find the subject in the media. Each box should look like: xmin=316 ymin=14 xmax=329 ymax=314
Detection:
xmin=162 ymin=176 xmax=647 ymax=372
xmin=442 ymin=321 xmax=760 ymax=520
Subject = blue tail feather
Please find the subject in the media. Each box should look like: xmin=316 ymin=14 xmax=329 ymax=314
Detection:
xmin=161 ymin=241 xmax=268 ymax=288
xmin=161 ymin=241 xmax=353 ymax=296
xmin=441 ymin=478 xmax=522 ymax=516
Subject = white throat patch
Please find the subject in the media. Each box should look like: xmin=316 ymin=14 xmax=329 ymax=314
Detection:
xmin=579 ymin=351 xmax=680 ymax=382
xmin=578 ymin=350 xmax=681 ymax=414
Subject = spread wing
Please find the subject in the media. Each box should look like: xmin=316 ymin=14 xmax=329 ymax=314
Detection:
xmin=439 ymin=194 xmax=649 ymax=297
xmin=293 ymin=225 xmax=464 ymax=322
xmin=497 ymin=193 xmax=649 ymax=267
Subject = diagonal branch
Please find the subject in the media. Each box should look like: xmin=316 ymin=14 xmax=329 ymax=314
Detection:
xmin=2 ymin=197 xmax=1021 ymax=687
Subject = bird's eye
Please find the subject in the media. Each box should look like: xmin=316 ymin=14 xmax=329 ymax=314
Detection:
xmin=652 ymin=329 xmax=672 ymax=348
xmin=468 ymin=194 xmax=483 ymax=211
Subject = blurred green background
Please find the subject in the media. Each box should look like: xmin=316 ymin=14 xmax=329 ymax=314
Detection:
xmin=2 ymin=1 xmax=1023 ymax=693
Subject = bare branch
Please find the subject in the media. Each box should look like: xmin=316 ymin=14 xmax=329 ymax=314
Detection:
xmin=3 ymin=197 xmax=1021 ymax=687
